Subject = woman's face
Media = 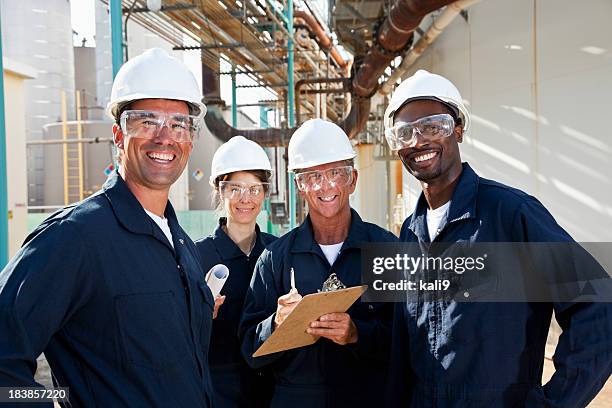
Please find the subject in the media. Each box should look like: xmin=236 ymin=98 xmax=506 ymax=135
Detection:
xmin=221 ymin=171 xmax=266 ymax=225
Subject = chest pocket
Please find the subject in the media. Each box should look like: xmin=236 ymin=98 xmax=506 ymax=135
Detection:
xmin=115 ymin=291 xmax=192 ymax=370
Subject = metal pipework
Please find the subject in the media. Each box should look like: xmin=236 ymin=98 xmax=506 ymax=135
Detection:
xmin=339 ymin=0 xmax=456 ymax=138
xmin=110 ymin=0 xmax=124 ymax=78
xmin=26 ymin=138 xmax=114 ymax=146
xmin=287 ymin=0 xmax=297 ymax=229
xmin=293 ymin=10 xmax=349 ymax=71
xmin=204 ymin=0 xmax=456 ymax=142
xmin=204 ymin=106 xmax=294 ymax=147
xmin=294 ymin=77 xmax=351 ymax=125
xmin=352 ymin=0 xmax=456 ymax=98
xmin=0 ymin=12 xmax=8 ymax=267
xmin=380 ymin=0 xmax=482 ymax=95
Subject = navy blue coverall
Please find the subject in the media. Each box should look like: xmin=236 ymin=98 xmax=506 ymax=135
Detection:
xmin=196 ymin=218 xmax=277 ymax=408
xmin=0 ymin=172 xmax=215 ymax=407
xmin=389 ymin=163 xmax=612 ymax=407
xmin=239 ymin=209 xmax=397 ymax=408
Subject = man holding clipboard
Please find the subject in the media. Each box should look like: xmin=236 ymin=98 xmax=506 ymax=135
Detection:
xmin=239 ymin=119 xmax=397 ymax=408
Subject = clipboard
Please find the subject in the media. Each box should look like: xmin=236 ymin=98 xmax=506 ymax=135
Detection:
xmin=253 ymin=285 xmax=368 ymax=357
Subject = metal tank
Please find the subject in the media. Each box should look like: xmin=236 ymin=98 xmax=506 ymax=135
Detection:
xmin=0 ymin=0 xmax=76 ymax=208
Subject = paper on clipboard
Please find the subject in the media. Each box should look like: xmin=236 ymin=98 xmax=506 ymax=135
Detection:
xmin=253 ymin=285 xmax=368 ymax=357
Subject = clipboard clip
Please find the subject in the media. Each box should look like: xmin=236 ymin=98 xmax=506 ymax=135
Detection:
xmin=320 ymin=273 xmax=347 ymax=292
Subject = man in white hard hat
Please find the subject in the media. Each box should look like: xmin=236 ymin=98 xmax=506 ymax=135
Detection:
xmin=384 ymin=70 xmax=612 ymax=406
xmin=239 ymin=119 xmax=397 ymax=407
xmin=0 ymin=48 xmax=216 ymax=407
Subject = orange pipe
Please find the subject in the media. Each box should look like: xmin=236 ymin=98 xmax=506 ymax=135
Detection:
xmin=294 ymin=10 xmax=348 ymax=70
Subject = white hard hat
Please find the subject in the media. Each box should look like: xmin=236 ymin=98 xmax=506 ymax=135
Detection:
xmin=384 ymin=69 xmax=470 ymax=133
xmin=106 ymin=48 xmax=206 ymax=121
xmin=288 ymin=119 xmax=356 ymax=171
xmin=210 ymin=136 xmax=272 ymax=184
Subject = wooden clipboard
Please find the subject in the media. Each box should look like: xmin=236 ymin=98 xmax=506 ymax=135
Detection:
xmin=253 ymin=285 xmax=368 ymax=357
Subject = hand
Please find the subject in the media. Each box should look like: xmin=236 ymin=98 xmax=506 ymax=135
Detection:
xmin=307 ymin=313 xmax=358 ymax=345
xmin=213 ymin=295 xmax=226 ymax=319
xmin=274 ymin=290 xmax=302 ymax=328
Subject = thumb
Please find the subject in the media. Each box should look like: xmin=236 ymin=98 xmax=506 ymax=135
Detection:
xmin=287 ymin=291 xmax=302 ymax=303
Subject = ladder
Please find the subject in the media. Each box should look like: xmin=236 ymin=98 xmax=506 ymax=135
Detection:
xmin=61 ymin=90 xmax=84 ymax=205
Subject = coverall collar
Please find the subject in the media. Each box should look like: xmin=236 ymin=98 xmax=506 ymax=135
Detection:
xmin=408 ymin=162 xmax=479 ymax=242
xmin=102 ymin=170 xmax=180 ymax=251
xmin=292 ymin=208 xmax=369 ymax=254
xmin=212 ymin=217 xmax=265 ymax=261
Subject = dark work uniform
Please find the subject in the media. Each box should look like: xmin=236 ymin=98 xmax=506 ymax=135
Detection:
xmin=195 ymin=218 xmax=277 ymax=408
xmin=389 ymin=163 xmax=612 ymax=407
xmin=239 ymin=209 xmax=397 ymax=408
xmin=0 ymin=171 xmax=214 ymax=407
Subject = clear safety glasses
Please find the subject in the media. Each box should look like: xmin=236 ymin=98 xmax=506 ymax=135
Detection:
xmin=120 ymin=110 xmax=201 ymax=143
xmin=219 ymin=181 xmax=270 ymax=200
xmin=294 ymin=165 xmax=354 ymax=192
xmin=385 ymin=113 xmax=456 ymax=151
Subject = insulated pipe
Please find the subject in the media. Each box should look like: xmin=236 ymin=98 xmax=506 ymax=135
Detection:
xmin=380 ymin=0 xmax=482 ymax=95
xmin=338 ymin=97 xmax=371 ymax=139
xmin=341 ymin=0 xmax=455 ymax=138
xmin=294 ymin=10 xmax=348 ymax=70
xmin=378 ymin=0 xmax=456 ymax=51
xmin=352 ymin=0 xmax=455 ymax=97
xmin=204 ymin=106 xmax=294 ymax=147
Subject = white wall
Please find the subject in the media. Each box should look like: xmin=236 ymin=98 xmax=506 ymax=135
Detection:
xmin=351 ymin=144 xmax=391 ymax=227
xmin=4 ymin=62 xmax=36 ymax=256
xmin=400 ymin=0 xmax=612 ymax=241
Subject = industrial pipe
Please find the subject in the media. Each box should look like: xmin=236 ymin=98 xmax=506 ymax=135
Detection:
xmin=204 ymin=106 xmax=294 ymax=147
xmin=0 ymin=13 xmax=8 ymax=267
xmin=352 ymin=0 xmax=455 ymax=98
xmin=341 ymin=0 xmax=455 ymax=138
xmin=380 ymin=0 xmax=482 ymax=95
xmin=294 ymin=10 xmax=349 ymax=70
xmin=110 ymin=0 xmax=124 ymax=78
xmin=295 ymin=77 xmax=350 ymax=125
xmin=205 ymin=0 xmax=456 ymax=143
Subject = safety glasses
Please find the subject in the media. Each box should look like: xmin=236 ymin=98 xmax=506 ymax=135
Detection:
xmin=385 ymin=113 xmax=456 ymax=151
xmin=120 ymin=110 xmax=201 ymax=143
xmin=219 ymin=181 xmax=270 ymax=200
xmin=294 ymin=165 xmax=354 ymax=192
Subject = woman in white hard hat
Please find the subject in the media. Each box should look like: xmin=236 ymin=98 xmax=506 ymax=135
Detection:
xmin=195 ymin=136 xmax=277 ymax=408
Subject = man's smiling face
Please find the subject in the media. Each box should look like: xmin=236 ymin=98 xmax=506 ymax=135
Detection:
xmin=114 ymin=98 xmax=193 ymax=192
xmin=394 ymin=99 xmax=463 ymax=182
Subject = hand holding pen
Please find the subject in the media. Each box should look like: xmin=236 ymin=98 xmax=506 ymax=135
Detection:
xmin=274 ymin=268 xmax=303 ymax=328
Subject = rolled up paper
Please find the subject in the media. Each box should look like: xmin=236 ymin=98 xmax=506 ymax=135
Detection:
xmin=205 ymin=264 xmax=230 ymax=298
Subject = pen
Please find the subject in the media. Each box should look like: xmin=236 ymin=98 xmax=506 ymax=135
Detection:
xmin=290 ymin=267 xmax=296 ymax=293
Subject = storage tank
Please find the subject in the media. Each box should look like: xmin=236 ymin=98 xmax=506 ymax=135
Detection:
xmin=0 ymin=0 xmax=76 ymax=207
